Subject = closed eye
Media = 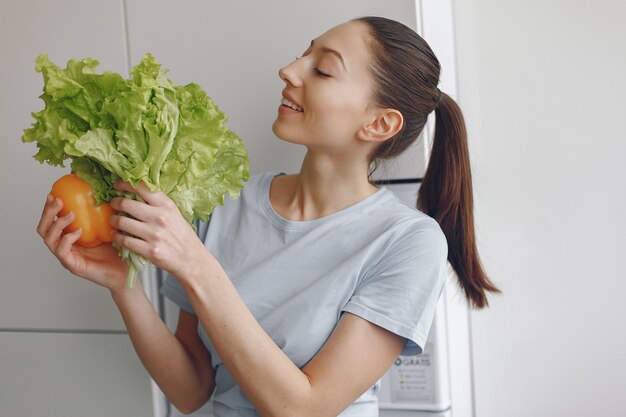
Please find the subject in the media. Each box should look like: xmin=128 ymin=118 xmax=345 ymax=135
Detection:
xmin=314 ymin=68 xmax=330 ymax=78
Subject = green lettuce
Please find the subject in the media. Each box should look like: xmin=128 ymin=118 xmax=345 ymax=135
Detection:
xmin=23 ymin=53 xmax=250 ymax=288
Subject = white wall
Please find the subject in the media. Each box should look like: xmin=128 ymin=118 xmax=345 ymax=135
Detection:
xmin=452 ymin=0 xmax=626 ymax=416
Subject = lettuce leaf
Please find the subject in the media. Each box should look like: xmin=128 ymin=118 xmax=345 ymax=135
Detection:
xmin=23 ymin=53 xmax=250 ymax=287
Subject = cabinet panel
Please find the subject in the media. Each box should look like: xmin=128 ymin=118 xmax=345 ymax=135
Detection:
xmin=0 ymin=332 xmax=152 ymax=417
xmin=0 ymin=0 xmax=129 ymax=330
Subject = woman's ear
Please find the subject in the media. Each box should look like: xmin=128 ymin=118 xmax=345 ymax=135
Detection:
xmin=357 ymin=108 xmax=404 ymax=143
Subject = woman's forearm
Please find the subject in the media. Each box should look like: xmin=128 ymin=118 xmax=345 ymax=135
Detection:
xmin=110 ymin=282 xmax=215 ymax=413
xmin=180 ymin=251 xmax=313 ymax=417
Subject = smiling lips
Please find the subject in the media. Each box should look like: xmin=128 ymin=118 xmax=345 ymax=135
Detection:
xmin=281 ymin=89 xmax=304 ymax=112
xmin=280 ymin=97 xmax=304 ymax=112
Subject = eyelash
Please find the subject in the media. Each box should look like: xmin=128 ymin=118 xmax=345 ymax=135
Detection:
xmin=314 ymin=68 xmax=330 ymax=78
xmin=296 ymin=54 xmax=330 ymax=78
xmin=294 ymin=56 xmax=330 ymax=78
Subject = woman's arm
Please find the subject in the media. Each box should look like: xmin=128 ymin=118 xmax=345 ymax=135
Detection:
xmin=180 ymin=253 xmax=406 ymax=417
xmin=111 ymin=283 xmax=215 ymax=414
xmin=111 ymin=181 xmax=406 ymax=417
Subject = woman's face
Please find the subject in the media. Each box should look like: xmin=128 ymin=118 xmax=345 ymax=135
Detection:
xmin=271 ymin=21 xmax=378 ymax=154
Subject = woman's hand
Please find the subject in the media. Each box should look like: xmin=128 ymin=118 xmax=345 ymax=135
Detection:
xmin=37 ymin=194 xmax=129 ymax=292
xmin=109 ymin=181 xmax=206 ymax=280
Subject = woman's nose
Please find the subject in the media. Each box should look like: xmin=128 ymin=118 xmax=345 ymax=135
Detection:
xmin=278 ymin=60 xmax=302 ymax=87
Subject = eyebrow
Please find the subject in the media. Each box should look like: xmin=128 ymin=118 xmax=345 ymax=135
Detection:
xmin=310 ymin=39 xmax=347 ymax=71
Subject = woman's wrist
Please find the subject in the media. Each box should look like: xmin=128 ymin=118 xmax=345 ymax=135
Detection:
xmin=177 ymin=240 xmax=214 ymax=288
xmin=110 ymin=278 xmax=144 ymax=304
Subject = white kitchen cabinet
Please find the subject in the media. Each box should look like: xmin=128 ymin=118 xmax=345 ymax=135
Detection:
xmin=0 ymin=332 xmax=152 ymax=416
xmin=1 ymin=1 xmax=153 ymax=415
xmin=1 ymin=0 xmax=129 ymax=330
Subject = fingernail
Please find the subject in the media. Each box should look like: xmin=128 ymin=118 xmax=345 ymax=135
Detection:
xmin=46 ymin=194 xmax=53 ymax=203
xmin=67 ymin=211 xmax=74 ymax=219
xmin=75 ymin=228 xmax=82 ymax=235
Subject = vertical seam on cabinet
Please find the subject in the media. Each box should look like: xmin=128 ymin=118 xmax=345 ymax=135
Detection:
xmin=120 ymin=0 xmax=132 ymax=78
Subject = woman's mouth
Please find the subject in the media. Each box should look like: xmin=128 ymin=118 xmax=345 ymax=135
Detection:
xmin=280 ymin=97 xmax=304 ymax=112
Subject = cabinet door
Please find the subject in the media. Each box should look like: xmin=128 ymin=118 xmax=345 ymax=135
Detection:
xmin=0 ymin=332 xmax=152 ymax=416
xmin=1 ymin=0 xmax=129 ymax=330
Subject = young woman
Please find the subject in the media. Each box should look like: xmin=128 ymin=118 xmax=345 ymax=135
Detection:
xmin=37 ymin=16 xmax=499 ymax=417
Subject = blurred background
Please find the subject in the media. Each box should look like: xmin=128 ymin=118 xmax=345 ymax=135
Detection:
xmin=1 ymin=0 xmax=625 ymax=416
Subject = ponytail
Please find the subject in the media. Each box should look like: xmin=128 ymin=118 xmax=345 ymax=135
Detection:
xmin=417 ymin=92 xmax=500 ymax=309
xmin=355 ymin=15 xmax=500 ymax=309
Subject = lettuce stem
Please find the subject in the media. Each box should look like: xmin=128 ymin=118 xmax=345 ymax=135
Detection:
xmin=126 ymin=263 xmax=138 ymax=289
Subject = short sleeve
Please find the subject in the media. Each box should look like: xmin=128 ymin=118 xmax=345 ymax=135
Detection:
xmin=159 ymin=218 xmax=212 ymax=315
xmin=341 ymin=219 xmax=448 ymax=356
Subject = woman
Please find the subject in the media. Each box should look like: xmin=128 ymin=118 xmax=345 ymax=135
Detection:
xmin=37 ymin=16 xmax=499 ymax=417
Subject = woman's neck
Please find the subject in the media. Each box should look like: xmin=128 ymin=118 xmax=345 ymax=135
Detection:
xmin=269 ymin=151 xmax=379 ymax=221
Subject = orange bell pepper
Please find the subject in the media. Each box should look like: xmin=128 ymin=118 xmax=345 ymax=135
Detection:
xmin=50 ymin=174 xmax=115 ymax=248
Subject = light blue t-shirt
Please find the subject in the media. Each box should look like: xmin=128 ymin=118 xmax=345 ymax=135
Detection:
xmin=160 ymin=172 xmax=448 ymax=417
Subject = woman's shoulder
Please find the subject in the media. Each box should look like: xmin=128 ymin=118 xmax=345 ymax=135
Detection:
xmin=376 ymin=187 xmax=440 ymax=226
xmin=195 ymin=172 xmax=279 ymax=239
xmin=244 ymin=171 xmax=284 ymax=190
xmin=219 ymin=170 xmax=285 ymax=214
xmin=373 ymin=188 xmax=447 ymax=250
xmin=224 ymin=171 xmax=280 ymax=201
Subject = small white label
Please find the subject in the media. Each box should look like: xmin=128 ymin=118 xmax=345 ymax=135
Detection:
xmin=389 ymin=351 xmax=435 ymax=403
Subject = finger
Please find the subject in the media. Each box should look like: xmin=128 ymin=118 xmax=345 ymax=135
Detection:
xmin=113 ymin=231 xmax=151 ymax=259
xmin=109 ymin=196 xmax=155 ymax=222
xmin=109 ymin=214 xmax=153 ymax=240
xmin=43 ymin=211 xmax=75 ymax=252
xmin=36 ymin=196 xmax=63 ymax=238
xmin=55 ymin=228 xmax=83 ymax=268
xmin=114 ymin=180 xmax=166 ymax=207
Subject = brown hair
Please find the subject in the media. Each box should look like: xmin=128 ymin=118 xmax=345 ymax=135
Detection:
xmin=355 ymin=16 xmax=500 ymax=309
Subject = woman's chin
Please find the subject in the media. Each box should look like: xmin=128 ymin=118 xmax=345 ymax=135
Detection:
xmin=271 ymin=123 xmax=300 ymax=144
xmin=273 ymin=134 xmax=303 ymax=146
